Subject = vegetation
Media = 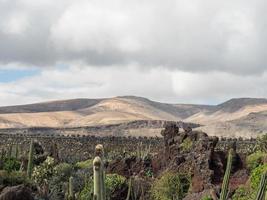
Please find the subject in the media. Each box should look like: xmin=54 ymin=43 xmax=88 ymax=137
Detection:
xmin=150 ymin=171 xmax=191 ymax=200
xmin=219 ymin=149 xmax=233 ymax=200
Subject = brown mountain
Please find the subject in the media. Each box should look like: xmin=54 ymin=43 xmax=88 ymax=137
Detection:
xmin=0 ymin=96 xmax=267 ymax=137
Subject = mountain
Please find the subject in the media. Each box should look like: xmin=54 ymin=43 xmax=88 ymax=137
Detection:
xmin=0 ymin=96 xmax=267 ymax=137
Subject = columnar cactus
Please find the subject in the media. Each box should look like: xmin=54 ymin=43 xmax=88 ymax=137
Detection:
xmin=27 ymin=140 xmax=34 ymax=179
xmin=126 ymin=177 xmax=132 ymax=200
xmin=93 ymin=156 xmax=103 ymax=200
xmin=15 ymin=144 xmax=19 ymax=159
xmin=219 ymin=149 xmax=233 ymax=200
xmin=68 ymin=176 xmax=74 ymax=200
xmin=255 ymin=171 xmax=267 ymax=200
xmin=95 ymin=144 xmax=106 ymax=200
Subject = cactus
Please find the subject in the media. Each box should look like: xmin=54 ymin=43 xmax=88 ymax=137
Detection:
xmin=126 ymin=177 xmax=132 ymax=200
xmin=95 ymin=144 xmax=106 ymax=200
xmin=255 ymin=171 xmax=267 ymax=200
xmin=8 ymin=144 xmax=13 ymax=159
xmin=219 ymin=149 xmax=233 ymax=200
xmin=68 ymin=176 xmax=74 ymax=200
xmin=27 ymin=140 xmax=34 ymax=179
xmin=93 ymin=156 xmax=103 ymax=200
xmin=15 ymin=144 xmax=19 ymax=159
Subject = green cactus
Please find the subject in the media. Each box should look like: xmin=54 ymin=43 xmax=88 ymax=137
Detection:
xmin=126 ymin=177 xmax=132 ymax=200
xmin=95 ymin=144 xmax=106 ymax=200
xmin=8 ymin=144 xmax=13 ymax=159
xmin=15 ymin=144 xmax=19 ymax=159
xmin=255 ymin=171 xmax=267 ymax=200
xmin=68 ymin=176 xmax=74 ymax=200
xmin=219 ymin=149 xmax=233 ymax=200
xmin=27 ymin=140 xmax=34 ymax=179
xmin=93 ymin=156 xmax=104 ymax=200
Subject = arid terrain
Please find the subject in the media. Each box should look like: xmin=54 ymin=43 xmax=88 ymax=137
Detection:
xmin=1 ymin=96 xmax=267 ymax=137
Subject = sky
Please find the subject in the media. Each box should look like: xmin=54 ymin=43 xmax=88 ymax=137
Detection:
xmin=0 ymin=0 xmax=267 ymax=106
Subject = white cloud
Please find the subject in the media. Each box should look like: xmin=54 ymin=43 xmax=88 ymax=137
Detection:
xmin=0 ymin=0 xmax=266 ymax=74
xmin=1 ymin=65 xmax=267 ymax=106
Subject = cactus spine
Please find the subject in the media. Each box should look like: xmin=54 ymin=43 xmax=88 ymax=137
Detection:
xmin=27 ymin=140 xmax=34 ymax=179
xmin=219 ymin=148 xmax=233 ymax=200
xmin=93 ymin=156 xmax=103 ymax=200
xmin=255 ymin=171 xmax=267 ymax=200
xmin=68 ymin=176 xmax=74 ymax=200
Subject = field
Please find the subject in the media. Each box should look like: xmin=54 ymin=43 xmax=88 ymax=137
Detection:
xmin=1 ymin=124 xmax=267 ymax=200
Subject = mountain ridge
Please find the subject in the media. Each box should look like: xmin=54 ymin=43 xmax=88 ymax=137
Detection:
xmin=0 ymin=96 xmax=267 ymax=137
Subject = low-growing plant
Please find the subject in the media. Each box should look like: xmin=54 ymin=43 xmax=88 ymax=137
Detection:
xmin=150 ymin=171 xmax=191 ymax=200
xmin=0 ymin=170 xmax=28 ymax=186
xmin=246 ymin=152 xmax=266 ymax=171
xmin=3 ymin=157 xmax=20 ymax=173
xmin=201 ymin=196 xmax=213 ymax=200
xmin=75 ymin=159 xmax=94 ymax=169
xmin=180 ymin=138 xmax=193 ymax=152
xmin=250 ymin=164 xmax=267 ymax=190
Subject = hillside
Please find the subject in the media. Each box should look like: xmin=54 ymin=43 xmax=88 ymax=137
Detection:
xmin=0 ymin=96 xmax=267 ymax=137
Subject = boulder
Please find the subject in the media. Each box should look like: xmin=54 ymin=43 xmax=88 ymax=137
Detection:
xmin=0 ymin=185 xmax=34 ymax=200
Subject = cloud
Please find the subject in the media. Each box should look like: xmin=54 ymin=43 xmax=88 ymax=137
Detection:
xmin=1 ymin=65 xmax=267 ymax=106
xmin=0 ymin=0 xmax=267 ymax=74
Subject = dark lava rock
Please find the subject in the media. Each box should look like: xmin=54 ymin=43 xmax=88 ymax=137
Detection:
xmin=0 ymin=185 xmax=34 ymax=200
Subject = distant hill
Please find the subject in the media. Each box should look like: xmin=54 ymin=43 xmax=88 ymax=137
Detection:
xmin=1 ymin=96 xmax=267 ymax=138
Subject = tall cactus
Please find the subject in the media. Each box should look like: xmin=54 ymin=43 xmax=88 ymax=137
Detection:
xmin=126 ymin=177 xmax=133 ymax=200
xmin=15 ymin=144 xmax=19 ymax=159
xmin=27 ymin=140 xmax=34 ymax=179
xmin=68 ymin=176 xmax=74 ymax=200
xmin=95 ymin=144 xmax=106 ymax=200
xmin=93 ymin=156 xmax=103 ymax=200
xmin=255 ymin=171 xmax=267 ymax=200
xmin=219 ymin=148 xmax=233 ymax=200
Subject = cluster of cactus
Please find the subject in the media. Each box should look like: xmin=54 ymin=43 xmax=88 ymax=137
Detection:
xmin=255 ymin=171 xmax=267 ymax=200
xmin=93 ymin=144 xmax=106 ymax=200
xmin=27 ymin=139 xmax=34 ymax=179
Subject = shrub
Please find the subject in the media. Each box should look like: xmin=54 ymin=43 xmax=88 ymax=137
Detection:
xmin=32 ymin=156 xmax=55 ymax=185
xmin=0 ymin=170 xmax=28 ymax=186
xmin=105 ymin=173 xmax=127 ymax=197
xmin=250 ymin=163 xmax=267 ymax=190
xmin=180 ymin=138 xmax=193 ymax=152
xmin=246 ymin=152 xmax=266 ymax=171
xmin=75 ymin=159 xmax=94 ymax=169
xmin=201 ymin=196 xmax=213 ymax=200
xmin=54 ymin=162 xmax=73 ymax=179
xmin=232 ymin=185 xmax=254 ymax=200
xmin=150 ymin=171 xmax=191 ymax=200
xmin=3 ymin=157 xmax=20 ymax=173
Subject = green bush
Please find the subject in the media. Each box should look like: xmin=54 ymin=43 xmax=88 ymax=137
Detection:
xmin=180 ymin=138 xmax=193 ymax=152
xmin=246 ymin=152 xmax=266 ymax=171
xmin=3 ymin=158 xmax=20 ymax=173
xmin=150 ymin=171 xmax=191 ymax=200
xmin=75 ymin=159 xmax=94 ymax=169
xmin=0 ymin=170 xmax=28 ymax=186
xmin=105 ymin=174 xmax=126 ymax=197
xmin=201 ymin=196 xmax=213 ymax=200
xmin=250 ymin=163 xmax=267 ymax=190
xmin=32 ymin=156 xmax=55 ymax=185
xmin=54 ymin=162 xmax=73 ymax=179
xmin=232 ymin=185 xmax=254 ymax=200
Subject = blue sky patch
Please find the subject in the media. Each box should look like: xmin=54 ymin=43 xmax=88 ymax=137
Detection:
xmin=0 ymin=68 xmax=40 ymax=83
